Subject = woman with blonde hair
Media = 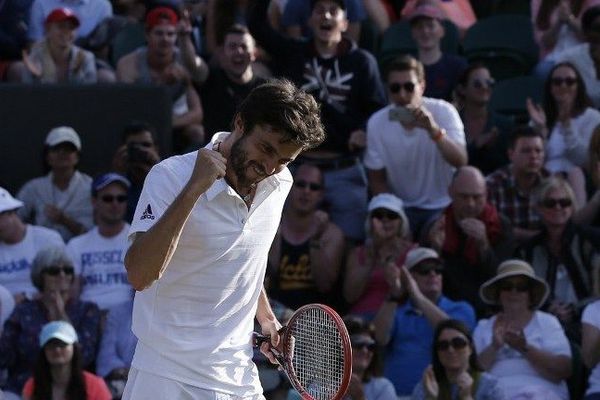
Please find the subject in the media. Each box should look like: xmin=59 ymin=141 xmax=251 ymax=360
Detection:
xmin=516 ymin=176 xmax=600 ymax=336
xmin=343 ymin=193 xmax=416 ymax=320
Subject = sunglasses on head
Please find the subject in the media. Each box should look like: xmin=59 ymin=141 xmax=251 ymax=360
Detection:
xmin=541 ymin=197 xmax=572 ymax=209
xmin=388 ymin=82 xmax=416 ymax=94
xmin=471 ymin=78 xmax=495 ymax=89
xmin=100 ymin=194 xmax=128 ymax=204
xmin=550 ymin=77 xmax=577 ymax=87
xmin=293 ymin=180 xmax=323 ymax=191
xmin=44 ymin=265 xmax=74 ymax=276
xmin=371 ymin=209 xmax=400 ymax=220
xmin=413 ymin=263 xmax=443 ymax=276
xmin=436 ymin=336 xmax=469 ymax=351
xmin=499 ymin=280 xmax=529 ymax=293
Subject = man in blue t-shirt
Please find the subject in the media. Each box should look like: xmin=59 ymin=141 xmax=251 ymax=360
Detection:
xmin=373 ymin=247 xmax=476 ymax=396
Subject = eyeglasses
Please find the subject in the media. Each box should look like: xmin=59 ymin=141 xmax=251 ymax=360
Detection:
xmin=44 ymin=265 xmax=75 ymax=276
xmin=436 ymin=337 xmax=469 ymax=351
xmin=541 ymin=197 xmax=572 ymax=209
xmin=413 ymin=264 xmax=444 ymax=276
xmin=351 ymin=341 xmax=376 ymax=351
xmin=388 ymin=82 xmax=416 ymax=94
xmin=471 ymin=78 xmax=495 ymax=89
xmin=550 ymin=77 xmax=577 ymax=87
xmin=100 ymin=194 xmax=128 ymax=203
xmin=499 ymin=281 xmax=530 ymax=293
xmin=294 ymin=180 xmax=323 ymax=191
xmin=371 ymin=209 xmax=400 ymax=220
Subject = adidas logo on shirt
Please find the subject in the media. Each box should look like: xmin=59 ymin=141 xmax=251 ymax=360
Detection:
xmin=140 ymin=204 xmax=155 ymax=220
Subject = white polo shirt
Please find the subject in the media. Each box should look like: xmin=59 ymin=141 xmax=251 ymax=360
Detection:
xmin=364 ymin=98 xmax=466 ymax=210
xmin=128 ymin=132 xmax=293 ymax=397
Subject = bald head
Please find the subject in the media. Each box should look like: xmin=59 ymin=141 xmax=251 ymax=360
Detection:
xmin=449 ymin=166 xmax=487 ymax=220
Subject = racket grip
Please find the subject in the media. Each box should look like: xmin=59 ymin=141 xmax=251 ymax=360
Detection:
xmin=252 ymin=332 xmax=270 ymax=348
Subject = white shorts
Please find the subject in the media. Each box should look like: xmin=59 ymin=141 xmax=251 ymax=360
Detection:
xmin=122 ymin=367 xmax=266 ymax=400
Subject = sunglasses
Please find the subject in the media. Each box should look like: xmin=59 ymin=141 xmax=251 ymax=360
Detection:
xmin=371 ymin=209 xmax=400 ymax=220
xmin=44 ymin=265 xmax=75 ymax=276
xmin=294 ymin=180 xmax=323 ymax=191
xmin=436 ymin=337 xmax=469 ymax=351
xmin=351 ymin=341 xmax=376 ymax=351
xmin=471 ymin=78 xmax=495 ymax=89
xmin=413 ymin=264 xmax=444 ymax=276
xmin=388 ymin=82 xmax=416 ymax=94
xmin=100 ymin=194 xmax=128 ymax=203
xmin=550 ymin=77 xmax=577 ymax=87
xmin=541 ymin=197 xmax=572 ymax=209
xmin=499 ymin=281 xmax=530 ymax=293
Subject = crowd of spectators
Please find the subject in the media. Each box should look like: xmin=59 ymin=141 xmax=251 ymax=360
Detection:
xmin=1 ymin=0 xmax=600 ymax=399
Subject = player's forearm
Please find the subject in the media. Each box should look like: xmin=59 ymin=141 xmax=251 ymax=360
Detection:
xmin=125 ymin=186 xmax=202 ymax=290
xmin=256 ymin=287 xmax=277 ymax=325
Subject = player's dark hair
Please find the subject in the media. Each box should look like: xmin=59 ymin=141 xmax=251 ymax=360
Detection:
xmin=236 ymin=79 xmax=325 ymax=150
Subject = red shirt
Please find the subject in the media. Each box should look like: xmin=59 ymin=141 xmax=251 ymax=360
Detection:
xmin=22 ymin=371 xmax=111 ymax=400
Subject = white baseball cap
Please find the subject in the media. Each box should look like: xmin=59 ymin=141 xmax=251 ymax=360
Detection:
xmin=405 ymin=247 xmax=442 ymax=270
xmin=367 ymin=193 xmax=404 ymax=214
xmin=39 ymin=321 xmax=78 ymax=347
xmin=0 ymin=187 xmax=24 ymax=213
xmin=45 ymin=126 xmax=82 ymax=150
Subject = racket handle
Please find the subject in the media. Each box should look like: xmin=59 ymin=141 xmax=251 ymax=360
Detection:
xmin=252 ymin=332 xmax=270 ymax=348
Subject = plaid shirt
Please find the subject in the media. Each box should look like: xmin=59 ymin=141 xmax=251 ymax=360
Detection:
xmin=486 ymin=165 xmax=548 ymax=230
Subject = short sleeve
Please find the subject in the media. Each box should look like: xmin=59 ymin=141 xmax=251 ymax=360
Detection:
xmin=129 ymin=160 xmax=185 ymax=238
xmin=473 ymin=318 xmax=493 ymax=354
xmin=435 ymin=102 xmax=466 ymax=146
xmin=537 ymin=312 xmax=571 ymax=357
xmin=364 ymin=114 xmax=386 ymax=170
xmin=583 ymin=301 xmax=600 ymax=328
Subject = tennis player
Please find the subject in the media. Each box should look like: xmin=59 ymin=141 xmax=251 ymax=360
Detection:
xmin=122 ymin=79 xmax=325 ymax=399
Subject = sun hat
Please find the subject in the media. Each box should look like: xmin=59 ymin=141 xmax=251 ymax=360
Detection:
xmin=39 ymin=321 xmax=79 ymax=347
xmin=480 ymin=259 xmax=549 ymax=309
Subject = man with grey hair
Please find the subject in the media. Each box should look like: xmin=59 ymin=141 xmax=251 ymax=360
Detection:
xmin=0 ymin=187 xmax=63 ymax=304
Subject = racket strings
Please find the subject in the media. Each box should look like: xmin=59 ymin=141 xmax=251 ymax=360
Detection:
xmin=289 ymin=308 xmax=345 ymax=400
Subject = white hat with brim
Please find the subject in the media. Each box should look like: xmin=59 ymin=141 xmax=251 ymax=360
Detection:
xmin=0 ymin=187 xmax=23 ymax=213
xmin=480 ymin=259 xmax=549 ymax=309
xmin=39 ymin=321 xmax=79 ymax=347
xmin=45 ymin=126 xmax=81 ymax=151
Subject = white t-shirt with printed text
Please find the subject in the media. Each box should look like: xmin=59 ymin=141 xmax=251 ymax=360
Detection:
xmin=66 ymin=225 xmax=133 ymax=310
xmin=0 ymin=225 xmax=64 ymax=297
xmin=128 ymin=132 xmax=293 ymax=397
xmin=364 ymin=98 xmax=466 ymax=209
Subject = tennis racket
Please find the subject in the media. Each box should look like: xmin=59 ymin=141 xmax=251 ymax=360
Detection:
xmin=253 ymin=303 xmax=352 ymax=400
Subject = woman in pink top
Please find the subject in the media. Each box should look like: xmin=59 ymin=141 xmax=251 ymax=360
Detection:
xmin=22 ymin=321 xmax=111 ymax=400
xmin=343 ymin=193 xmax=416 ymax=320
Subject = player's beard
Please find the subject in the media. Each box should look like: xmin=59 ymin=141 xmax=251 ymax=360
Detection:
xmin=230 ymin=135 xmax=267 ymax=189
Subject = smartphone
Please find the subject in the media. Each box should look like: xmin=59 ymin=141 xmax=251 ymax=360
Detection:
xmin=390 ymin=106 xmax=416 ymax=124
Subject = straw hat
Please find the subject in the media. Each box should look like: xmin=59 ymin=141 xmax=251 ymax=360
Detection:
xmin=479 ymin=259 xmax=549 ymax=309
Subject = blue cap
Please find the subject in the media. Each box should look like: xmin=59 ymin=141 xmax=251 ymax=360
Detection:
xmin=39 ymin=321 xmax=78 ymax=347
xmin=92 ymin=173 xmax=130 ymax=195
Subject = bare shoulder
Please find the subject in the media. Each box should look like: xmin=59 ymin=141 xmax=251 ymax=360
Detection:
xmin=116 ymin=51 xmax=139 ymax=82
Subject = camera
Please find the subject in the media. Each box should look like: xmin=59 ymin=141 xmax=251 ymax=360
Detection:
xmin=127 ymin=143 xmax=148 ymax=164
